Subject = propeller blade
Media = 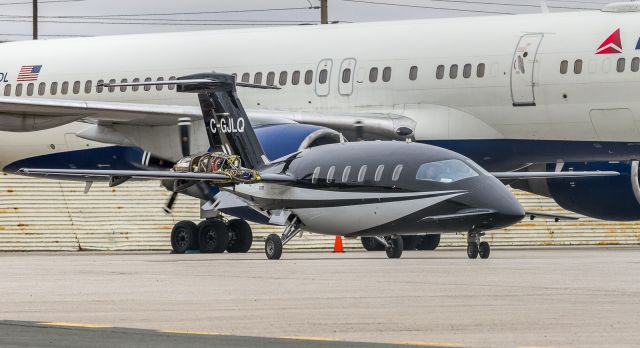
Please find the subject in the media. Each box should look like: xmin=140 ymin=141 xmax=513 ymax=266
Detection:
xmin=163 ymin=192 xmax=178 ymax=214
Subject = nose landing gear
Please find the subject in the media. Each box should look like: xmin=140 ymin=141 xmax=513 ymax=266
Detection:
xmin=467 ymin=230 xmax=490 ymax=259
xmin=265 ymin=217 xmax=304 ymax=260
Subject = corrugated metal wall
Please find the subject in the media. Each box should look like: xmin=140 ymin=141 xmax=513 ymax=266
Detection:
xmin=1 ymin=173 xmax=638 ymax=251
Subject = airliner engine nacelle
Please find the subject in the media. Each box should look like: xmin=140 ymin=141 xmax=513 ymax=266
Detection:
xmin=513 ymin=161 xmax=640 ymax=221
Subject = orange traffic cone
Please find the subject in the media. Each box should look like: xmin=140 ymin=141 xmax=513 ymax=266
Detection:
xmin=333 ymin=235 xmax=345 ymax=253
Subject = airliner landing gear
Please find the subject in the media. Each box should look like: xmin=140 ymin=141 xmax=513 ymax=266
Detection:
xmin=265 ymin=217 xmax=303 ymax=260
xmin=170 ymin=220 xmax=197 ymax=254
xmin=198 ymin=219 xmax=229 ymax=253
xmin=416 ymin=234 xmax=440 ymax=250
xmin=226 ymin=219 xmax=253 ymax=253
xmin=467 ymin=230 xmax=490 ymax=259
xmin=374 ymin=235 xmax=404 ymax=259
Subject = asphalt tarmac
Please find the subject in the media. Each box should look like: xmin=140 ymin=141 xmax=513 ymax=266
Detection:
xmin=0 ymin=247 xmax=638 ymax=348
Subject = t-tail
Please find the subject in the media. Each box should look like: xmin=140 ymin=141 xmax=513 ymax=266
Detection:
xmin=177 ymin=73 xmax=270 ymax=170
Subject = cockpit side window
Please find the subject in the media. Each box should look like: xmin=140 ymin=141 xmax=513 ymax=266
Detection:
xmin=416 ymin=159 xmax=479 ymax=183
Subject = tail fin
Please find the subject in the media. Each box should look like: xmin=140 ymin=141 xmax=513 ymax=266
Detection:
xmin=178 ymin=73 xmax=269 ymax=170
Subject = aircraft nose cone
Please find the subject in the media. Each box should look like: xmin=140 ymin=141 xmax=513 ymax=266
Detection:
xmin=495 ymin=201 xmax=526 ymax=228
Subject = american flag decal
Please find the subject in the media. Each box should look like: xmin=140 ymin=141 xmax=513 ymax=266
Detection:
xmin=17 ymin=65 xmax=42 ymax=82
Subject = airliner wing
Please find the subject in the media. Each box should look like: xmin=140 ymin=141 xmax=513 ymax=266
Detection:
xmin=491 ymin=171 xmax=619 ymax=179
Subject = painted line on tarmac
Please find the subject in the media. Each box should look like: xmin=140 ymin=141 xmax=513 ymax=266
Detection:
xmin=398 ymin=341 xmax=464 ymax=347
xmin=38 ymin=322 xmax=112 ymax=329
xmin=158 ymin=329 xmax=222 ymax=336
xmin=278 ymin=336 xmax=341 ymax=341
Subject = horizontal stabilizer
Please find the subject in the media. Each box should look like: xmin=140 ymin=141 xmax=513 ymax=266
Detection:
xmin=491 ymin=171 xmax=619 ymax=179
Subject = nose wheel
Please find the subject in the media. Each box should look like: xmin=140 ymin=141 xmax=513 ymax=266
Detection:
xmin=467 ymin=230 xmax=490 ymax=259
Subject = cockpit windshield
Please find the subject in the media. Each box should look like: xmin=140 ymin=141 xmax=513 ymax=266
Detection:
xmin=416 ymin=159 xmax=479 ymax=183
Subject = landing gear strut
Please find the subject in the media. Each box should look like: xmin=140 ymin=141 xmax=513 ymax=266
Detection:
xmin=467 ymin=230 xmax=490 ymax=259
xmin=373 ymin=235 xmax=404 ymax=259
xmin=265 ymin=217 xmax=303 ymax=260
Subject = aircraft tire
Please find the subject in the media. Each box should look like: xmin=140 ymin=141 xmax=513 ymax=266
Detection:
xmin=467 ymin=242 xmax=479 ymax=259
xmin=361 ymin=237 xmax=385 ymax=251
xmin=226 ymin=219 xmax=253 ymax=253
xmin=416 ymin=234 xmax=441 ymax=250
xmin=401 ymin=235 xmax=420 ymax=250
xmin=198 ymin=219 xmax=229 ymax=253
xmin=265 ymin=234 xmax=283 ymax=260
xmin=479 ymin=241 xmax=490 ymax=259
xmin=385 ymin=236 xmax=403 ymax=259
xmin=170 ymin=220 xmax=197 ymax=254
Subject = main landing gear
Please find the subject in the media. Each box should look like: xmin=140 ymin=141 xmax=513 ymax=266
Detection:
xmin=264 ymin=217 xmax=303 ymax=260
xmin=170 ymin=218 xmax=253 ymax=254
xmin=467 ymin=230 xmax=490 ymax=259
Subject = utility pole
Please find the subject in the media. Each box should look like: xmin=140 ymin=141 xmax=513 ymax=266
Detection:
xmin=33 ymin=0 xmax=38 ymax=40
xmin=320 ymin=0 xmax=328 ymax=24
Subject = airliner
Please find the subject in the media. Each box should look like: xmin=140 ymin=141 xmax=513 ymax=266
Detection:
xmin=1 ymin=1 xmax=640 ymax=237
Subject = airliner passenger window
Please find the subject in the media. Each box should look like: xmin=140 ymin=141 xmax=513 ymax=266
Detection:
xmin=4 ymin=84 xmax=11 ymax=96
xmin=292 ymin=70 xmax=300 ymax=85
xmin=449 ymin=65 xmax=458 ymax=79
xmin=319 ymin=69 xmax=328 ymax=84
xmin=279 ymin=71 xmax=288 ymax=86
xmin=15 ymin=83 xmax=22 ymax=96
xmin=241 ymin=73 xmax=250 ymax=83
xmin=327 ymin=166 xmax=336 ymax=183
xmin=143 ymin=77 xmax=152 ymax=91
xmin=574 ymin=60 xmax=583 ymax=74
xmin=463 ymin=64 xmax=472 ymax=78
xmin=617 ymin=58 xmax=626 ymax=73
xmin=369 ymin=67 xmax=378 ymax=82
xmin=38 ymin=82 xmax=46 ymax=96
xmin=120 ymin=79 xmax=128 ymax=92
xmin=254 ymin=72 xmax=263 ymax=85
xmin=342 ymin=68 xmax=351 ymax=83
xmin=84 ymin=80 xmax=92 ymax=94
xmin=61 ymin=82 xmax=69 ymax=95
xmin=266 ymin=72 xmax=275 ymax=86
xmin=560 ymin=60 xmax=568 ymax=74
xmin=374 ymin=165 xmax=384 ymax=182
xmin=392 ymin=164 xmax=403 ymax=181
xmin=50 ymin=82 xmax=58 ymax=95
xmin=72 ymin=81 xmax=80 ymax=94
xmin=311 ymin=167 xmax=321 ymax=184
xmin=409 ymin=66 xmax=418 ymax=81
xmin=155 ymin=77 xmax=164 ymax=91
xmin=477 ymin=63 xmax=485 ymax=78
xmin=95 ymin=80 xmax=103 ymax=93
xmin=27 ymin=83 xmax=34 ymax=96
xmin=633 ymin=58 xmax=640 ymax=72
xmin=436 ymin=65 xmax=445 ymax=80
xmin=342 ymin=166 xmax=351 ymax=183
xmin=131 ymin=78 xmax=140 ymax=92
xmin=108 ymin=79 xmax=116 ymax=93
xmin=416 ymin=159 xmax=479 ymax=183
xmin=382 ymin=67 xmax=392 ymax=82
xmin=168 ymin=76 xmax=177 ymax=90
xmin=304 ymin=70 xmax=313 ymax=85
xmin=358 ymin=165 xmax=367 ymax=183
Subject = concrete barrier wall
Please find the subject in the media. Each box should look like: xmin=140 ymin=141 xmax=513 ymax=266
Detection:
xmin=1 ymin=174 xmax=638 ymax=251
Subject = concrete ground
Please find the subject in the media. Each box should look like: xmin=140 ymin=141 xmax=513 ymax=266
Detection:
xmin=0 ymin=247 xmax=638 ymax=348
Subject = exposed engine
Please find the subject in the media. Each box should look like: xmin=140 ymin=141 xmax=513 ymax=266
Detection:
xmin=512 ymin=161 xmax=640 ymax=221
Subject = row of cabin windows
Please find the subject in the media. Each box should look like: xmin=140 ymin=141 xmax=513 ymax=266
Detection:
xmin=560 ymin=57 xmax=640 ymax=74
xmin=3 ymin=76 xmax=177 ymax=97
xmin=436 ymin=63 xmax=486 ymax=80
xmin=310 ymin=164 xmax=404 ymax=184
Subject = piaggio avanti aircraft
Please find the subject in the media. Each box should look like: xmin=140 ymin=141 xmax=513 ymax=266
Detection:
xmin=20 ymin=73 xmax=619 ymax=260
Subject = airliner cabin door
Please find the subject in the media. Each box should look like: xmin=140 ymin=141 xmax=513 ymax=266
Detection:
xmin=315 ymin=58 xmax=333 ymax=97
xmin=511 ymin=33 xmax=544 ymax=106
xmin=338 ymin=58 xmax=357 ymax=96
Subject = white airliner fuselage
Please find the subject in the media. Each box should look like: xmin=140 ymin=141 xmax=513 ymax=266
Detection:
xmin=1 ymin=6 xmax=640 ymax=171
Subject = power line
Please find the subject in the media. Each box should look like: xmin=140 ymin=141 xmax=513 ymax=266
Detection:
xmin=342 ymin=0 xmax=516 ymax=14
xmin=0 ymin=0 xmax=84 ymax=5
xmin=413 ymin=0 xmax=600 ymax=10
xmin=41 ymin=6 xmax=320 ymax=18
xmin=0 ymin=18 xmax=320 ymax=26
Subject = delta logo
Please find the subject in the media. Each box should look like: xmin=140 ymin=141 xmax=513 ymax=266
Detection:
xmin=596 ymin=28 xmax=622 ymax=54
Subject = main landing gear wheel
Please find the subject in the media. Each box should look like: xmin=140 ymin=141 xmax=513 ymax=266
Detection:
xmin=385 ymin=236 xmax=404 ymax=259
xmin=361 ymin=236 xmax=385 ymax=251
xmin=226 ymin=219 xmax=253 ymax=253
xmin=198 ymin=219 xmax=229 ymax=253
xmin=265 ymin=234 xmax=283 ymax=260
xmin=467 ymin=242 xmax=479 ymax=259
xmin=170 ymin=221 xmax=197 ymax=254
xmin=401 ymin=235 xmax=420 ymax=251
xmin=416 ymin=234 xmax=440 ymax=250
xmin=479 ymin=241 xmax=490 ymax=259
